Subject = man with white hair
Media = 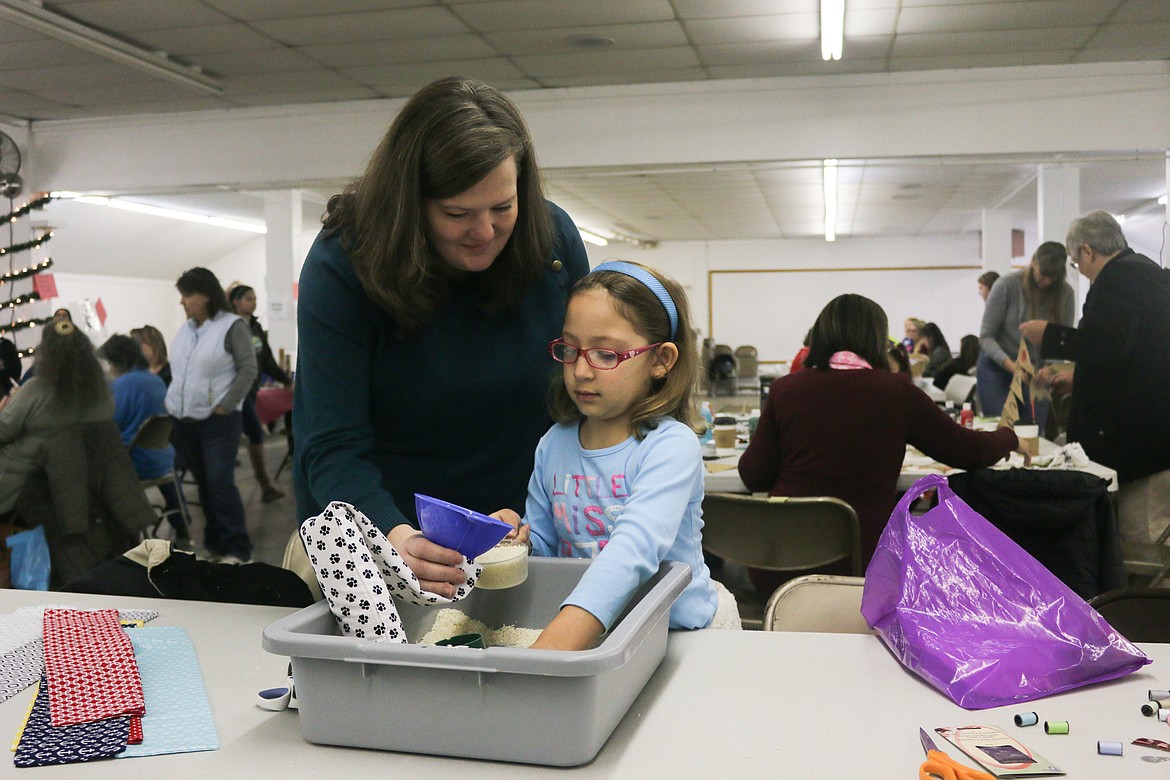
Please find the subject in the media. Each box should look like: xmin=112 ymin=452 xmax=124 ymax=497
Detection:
xmin=1021 ymin=210 xmax=1170 ymax=546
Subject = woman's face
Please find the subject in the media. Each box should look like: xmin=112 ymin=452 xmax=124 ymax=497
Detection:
xmin=978 ymin=283 xmax=991 ymax=301
xmin=234 ymin=290 xmax=257 ymax=317
xmin=423 ymin=156 xmax=519 ymax=273
xmin=137 ymin=339 xmax=156 ymax=364
xmin=1031 ymin=262 xmax=1058 ymax=289
xmin=904 ymin=320 xmax=919 ymax=341
xmin=180 ymin=290 xmax=210 ymax=322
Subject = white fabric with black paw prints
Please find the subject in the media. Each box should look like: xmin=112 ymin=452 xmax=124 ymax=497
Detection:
xmin=300 ymin=501 xmax=482 ymax=643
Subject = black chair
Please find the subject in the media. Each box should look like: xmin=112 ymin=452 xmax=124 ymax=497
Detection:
xmin=1089 ymin=588 xmax=1170 ymax=644
xmin=129 ymin=414 xmax=190 ymax=537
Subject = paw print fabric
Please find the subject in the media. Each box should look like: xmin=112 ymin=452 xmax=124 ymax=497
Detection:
xmin=300 ymin=501 xmax=482 ymax=643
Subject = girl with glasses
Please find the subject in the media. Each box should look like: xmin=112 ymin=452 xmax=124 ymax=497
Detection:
xmin=493 ymin=261 xmax=740 ymax=651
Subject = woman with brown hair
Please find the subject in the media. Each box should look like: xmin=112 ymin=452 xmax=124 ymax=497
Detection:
xmin=294 ymin=76 xmax=589 ymax=598
xmin=739 ymin=294 xmax=1022 ymax=569
xmin=977 ymin=241 xmax=1074 ymax=423
xmin=0 ymin=321 xmax=114 ymax=519
xmin=130 ymin=324 xmax=172 ymax=386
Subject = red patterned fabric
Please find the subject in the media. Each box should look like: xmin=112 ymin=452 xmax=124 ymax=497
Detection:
xmin=42 ymin=609 xmax=145 ymax=727
xmin=129 ymin=716 xmax=143 ymax=744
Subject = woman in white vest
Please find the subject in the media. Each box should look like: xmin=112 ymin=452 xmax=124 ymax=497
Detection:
xmin=165 ymin=267 xmax=258 ymax=564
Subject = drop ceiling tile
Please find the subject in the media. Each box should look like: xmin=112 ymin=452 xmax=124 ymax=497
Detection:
xmin=252 ymin=7 xmax=468 ymax=46
xmin=201 ymin=0 xmax=420 ymax=21
xmin=227 ymin=87 xmax=384 ymax=107
xmin=1113 ymin=0 xmax=1170 ymax=23
xmin=893 ymin=28 xmax=1094 ymax=57
xmin=72 ymin=96 xmax=233 ymax=118
xmin=898 ymin=2 xmax=1111 ymax=34
xmin=673 ymin=0 xmax=822 ymax=20
xmin=888 ymin=51 xmax=1074 ymax=70
xmin=541 ymin=68 xmax=708 ymax=88
xmin=1083 ymin=21 xmax=1170 ymax=49
xmin=224 ymin=69 xmax=367 ymax=96
xmin=35 ymin=78 xmax=207 ymax=106
xmin=49 ymin=0 xmax=234 ymax=32
xmin=131 ymin=23 xmax=284 ymax=55
xmin=0 ymin=90 xmax=89 ymax=121
xmin=708 ymin=58 xmax=887 ymax=78
xmin=0 ymin=60 xmax=155 ymax=90
xmin=699 ymin=37 xmax=889 ymax=65
xmin=486 ymin=21 xmax=688 ymax=54
xmin=450 ymin=0 xmax=676 ymax=32
xmin=513 ymin=45 xmax=699 ymax=78
xmin=0 ymin=40 xmax=105 ymax=70
xmin=190 ymin=47 xmax=323 ymax=77
xmin=299 ymin=35 xmax=498 ymax=68
xmin=340 ymin=59 xmax=528 ymax=90
xmin=684 ymin=14 xmax=819 ymax=44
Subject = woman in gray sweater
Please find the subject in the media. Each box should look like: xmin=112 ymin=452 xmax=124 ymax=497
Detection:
xmin=977 ymin=241 xmax=1074 ymax=425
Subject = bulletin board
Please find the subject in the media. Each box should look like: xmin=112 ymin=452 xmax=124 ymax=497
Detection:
xmin=708 ymin=265 xmax=983 ymax=366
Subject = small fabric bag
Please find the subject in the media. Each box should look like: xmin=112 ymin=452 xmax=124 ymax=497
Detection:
xmin=861 ymin=473 xmax=1149 ymax=709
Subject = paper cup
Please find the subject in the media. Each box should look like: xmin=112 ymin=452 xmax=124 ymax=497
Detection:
xmin=1015 ymin=424 xmax=1039 ymax=456
xmin=714 ymin=424 xmax=737 ymax=449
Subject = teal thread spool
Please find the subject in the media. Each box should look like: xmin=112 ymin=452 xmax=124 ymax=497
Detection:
xmin=1013 ymin=712 xmax=1039 ymax=727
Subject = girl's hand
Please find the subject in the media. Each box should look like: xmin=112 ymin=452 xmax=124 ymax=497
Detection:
xmin=1019 ymin=319 xmax=1048 ymax=345
xmin=386 ymin=524 xmax=466 ymax=599
xmin=529 ymin=606 xmax=604 ymax=651
xmin=489 ymin=509 xmax=530 ymax=545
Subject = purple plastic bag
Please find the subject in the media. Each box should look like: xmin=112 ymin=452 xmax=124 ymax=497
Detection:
xmin=861 ymin=473 xmax=1149 ymax=710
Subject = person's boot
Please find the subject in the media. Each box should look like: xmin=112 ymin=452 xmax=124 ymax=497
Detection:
xmin=248 ymin=443 xmax=285 ymax=503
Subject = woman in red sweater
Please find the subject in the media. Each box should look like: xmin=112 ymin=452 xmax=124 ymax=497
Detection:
xmin=738 ymin=294 xmax=1021 ymax=568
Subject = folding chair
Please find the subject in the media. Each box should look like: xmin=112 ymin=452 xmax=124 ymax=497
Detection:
xmin=763 ymin=574 xmax=872 ymax=634
xmin=1089 ymin=588 xmax=1170 ymax=643
xmin=701 ymin=493 xmax=861 ymax=629
xmin=129 ymin=414 xmax=190 ymax=538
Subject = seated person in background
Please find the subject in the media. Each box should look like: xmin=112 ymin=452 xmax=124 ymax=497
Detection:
xmin=0 ymin=320 xmax=114 ymax=522
xmin=99 ymin=334 xmax=191 ymax=549
xmin=978 ymin=270 xmax=1000 ymax=302
xmin=917 ymin=322 xmax=951 ymax=378
xmin=738 ymin=294 xmax=1024 ymax=573
xmin=789 ymin=329 xmax=812 ymax=373
xmin=0 ymin=336 xmax=19 ymax=395
xmin=932 ymin=334 xmax=980 ymax=391
xmin=901 ymin=317 xmax=924 ymax=352
xmin=887 ymin=341 xmax=911 ymax=376
xmin=130 ymin=324 xmax=172 ymax=386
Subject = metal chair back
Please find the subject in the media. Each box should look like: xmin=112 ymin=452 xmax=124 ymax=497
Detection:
xmin=763 ymin=574 xmax=872 ymax=634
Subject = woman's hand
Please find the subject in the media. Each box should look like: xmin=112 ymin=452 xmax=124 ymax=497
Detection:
xmin=489 ymin=508 xmax=530 ymax=545
xmin=1012 ymin=444 xmax=1033 ymax=466
xmin=0 ymin=386 xmax=15 ymax=412
xmin=386 ymin=524 xmax=467 ymax=599
xmin=213 ymin=405 xmax=229 ymax=415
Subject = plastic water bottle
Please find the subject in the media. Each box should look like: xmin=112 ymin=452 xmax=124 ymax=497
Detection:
xmin=699 ymin=402 xmax=716 ymax=456
xmin=960 ymin=402 xmax=974 ymax=429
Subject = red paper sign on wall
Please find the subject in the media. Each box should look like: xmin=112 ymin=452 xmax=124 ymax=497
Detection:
xmin=95 ymin=298 xmax=107 ymax=326
xmin=32 ymin=273 xmax=57 ymax=299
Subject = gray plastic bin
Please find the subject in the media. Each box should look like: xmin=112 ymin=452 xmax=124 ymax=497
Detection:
xmin=262 ymin=557 xmax=690 ymax=766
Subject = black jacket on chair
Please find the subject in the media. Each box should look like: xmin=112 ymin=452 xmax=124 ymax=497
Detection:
xmin=14 ymin=421 xmax=157 ymax=587
xmin=948 ymin=468 xmax=1125 ymax=600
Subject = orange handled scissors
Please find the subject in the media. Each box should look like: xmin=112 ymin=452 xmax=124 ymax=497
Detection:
xmin=919 ymin=728 xmax=995 ymax=780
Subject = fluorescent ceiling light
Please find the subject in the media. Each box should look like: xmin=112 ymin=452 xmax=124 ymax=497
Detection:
xmin=823 ymin=159 xmax=838 ymax=242
xmin=53 ymin=192 xmax=266 ymax=234
xmin=821 ymin=0 xmax=845 ymax=61
xmin=0 ymin=0 xmax=223 ymax=94
xmin=579 ymin=228 xmax=609 ymax=247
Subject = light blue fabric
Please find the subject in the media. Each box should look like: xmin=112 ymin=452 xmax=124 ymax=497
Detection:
xmin=524 ymin=418 xmax=717 ymax=630
xmin=119 ymin=626 xmax=219 ymax=758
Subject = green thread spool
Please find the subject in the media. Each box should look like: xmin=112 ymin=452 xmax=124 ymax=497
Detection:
xmin=1044 ymin=720 xmax=1070 ymax=735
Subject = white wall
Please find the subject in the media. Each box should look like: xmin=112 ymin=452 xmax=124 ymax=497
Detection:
xmin=587 ymin=234 xmax=1028 ymax=366
xmin=51 ymin=272 xmax=183 ymax=345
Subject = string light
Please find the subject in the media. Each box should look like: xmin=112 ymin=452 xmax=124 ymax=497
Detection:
xmin=0 ymin=257 xmax=52 ymax=286
xmin=15 ymin=345 xmax=37 ymax=359
xmin=3 ymin=291 xmax=40 ymax=308
xmin=1 ymin=193 xmax=52 ymax=226
xmin=0 ymin=315 xmax=51 ymax=336
xmin=0 ymin=232 xmax=53 ymax=257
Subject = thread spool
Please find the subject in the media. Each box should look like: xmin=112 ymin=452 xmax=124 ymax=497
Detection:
xmin=1143 ymin=702 xmax=1162 ymax=717
xmin=1097 ymin=741 xmax=1123 ymax=756
xmin=1151 ymin=690 xmax=1170 ymax=701
xmin=1044 ymin=721 xmax=1070 ymax=735
xmin=1014 ymin=712 xmax=1039 ymax=727
xmin=1160 ymin=709 xmax=1170 ymax=723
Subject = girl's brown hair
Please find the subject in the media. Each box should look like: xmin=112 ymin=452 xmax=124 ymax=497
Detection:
xmin=806 ymin=294 xmax=891 ymax=371
xmin=549 ymin=262 xmax=700 ymax=438
xmin=35 ymin=321 xmax=110 ymax=411
xmin=323 ymin=76 xmax=552 ymax=336
xmin=1023 ymin=241 xmax=1069 ymax=319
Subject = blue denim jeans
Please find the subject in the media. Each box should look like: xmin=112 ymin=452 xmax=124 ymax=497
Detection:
xmin=172 ymin=411 xmax=252 ymax=559
xmin=976 ymin=353 xmax=1047 ymax=428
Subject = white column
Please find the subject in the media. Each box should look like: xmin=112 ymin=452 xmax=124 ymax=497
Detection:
xmin=1164 ymin=156 xmax=1170 ymax=266
xmin=980 ymin=210 xmax=1013 ymax=275
xmin=261 ymin=190 xmax=302 ymax=366
xmin=1037 ymin=163 xmax=1081 ymax=302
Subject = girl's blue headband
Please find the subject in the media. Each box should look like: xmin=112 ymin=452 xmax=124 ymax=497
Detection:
xmin=589 ymin=261 xmax=679 ymax=340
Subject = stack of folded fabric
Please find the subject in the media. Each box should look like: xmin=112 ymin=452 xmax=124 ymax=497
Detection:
xmin=2 ymin=607 xmax=219 ymax=767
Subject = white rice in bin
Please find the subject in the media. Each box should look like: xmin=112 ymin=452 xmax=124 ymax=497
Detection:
xmin=419 ymin=608 xmax=543 ymax=648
